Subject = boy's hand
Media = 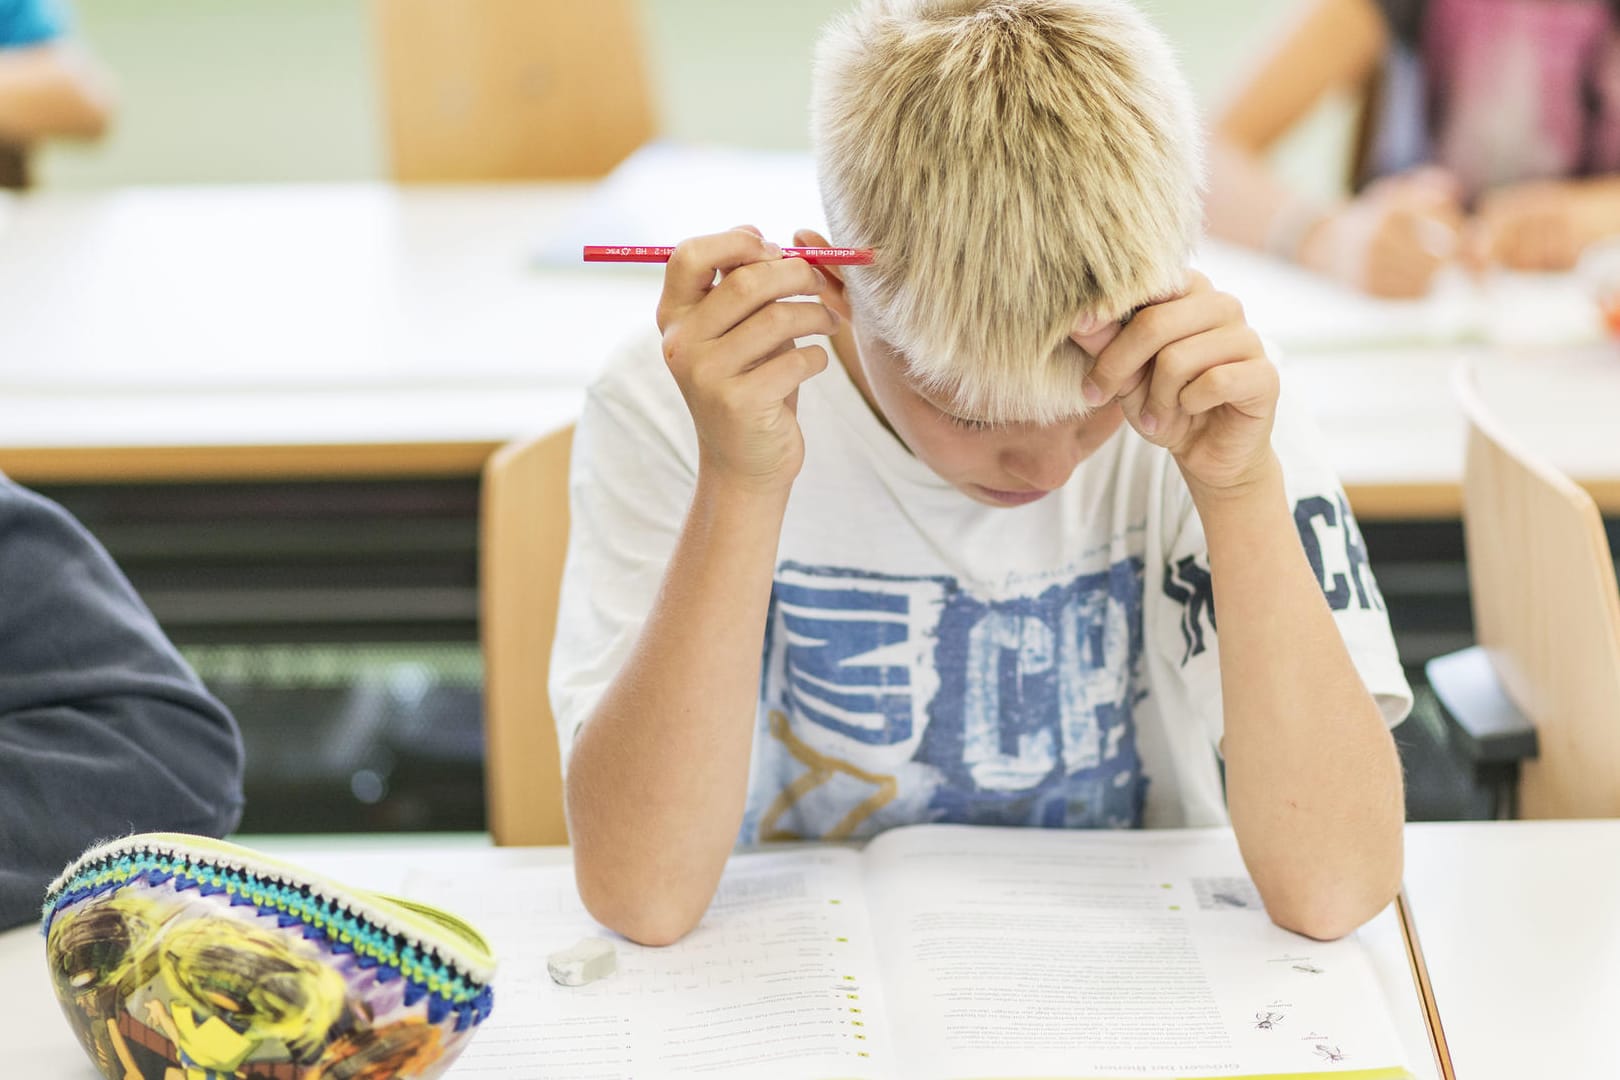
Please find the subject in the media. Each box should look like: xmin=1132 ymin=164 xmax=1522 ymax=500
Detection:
xmin=656 ymin=227 xmax=838 ymax=496
xmin=1076 ymin=270 xmax=1279 ymax=500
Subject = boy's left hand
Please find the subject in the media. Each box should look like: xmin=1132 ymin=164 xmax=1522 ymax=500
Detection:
xmin=1073 ymin=270 xmax=1279 ymax=499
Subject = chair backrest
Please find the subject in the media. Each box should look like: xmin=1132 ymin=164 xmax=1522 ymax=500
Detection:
xmin=372 ymin=0 xmax=655 ymax=181
xmin=480 ymin=425 xmax=574 ymax=845
xmin=0 ymin=144 xmax=29 ymax=189
xmin=1457 ymin=363 xmax=1620 ymax=818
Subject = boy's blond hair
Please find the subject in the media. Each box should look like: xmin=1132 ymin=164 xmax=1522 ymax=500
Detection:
xmin=813 ymin=0 xmax=1204 ymax=425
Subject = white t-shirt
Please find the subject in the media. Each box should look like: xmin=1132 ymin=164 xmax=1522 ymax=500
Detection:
xmin=551 ymin=332 xmax=1411 ymax=839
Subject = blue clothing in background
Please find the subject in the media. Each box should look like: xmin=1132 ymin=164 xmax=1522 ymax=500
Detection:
xmin=0 ymin=477 xmax=244 ymax=930
xmin=0 ymin=0 xmax=65 ymax=48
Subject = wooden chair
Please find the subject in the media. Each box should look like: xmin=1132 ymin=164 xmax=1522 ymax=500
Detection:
xmin=0 ymin=144 xmax=29 ymax=189
xmin=372 ymin=0 xmax=656 ymax=181
xmin=480 ymin=425 xmax=574 ymax=845
xmin=1432 ymin=363 xmax=1620 ymax=818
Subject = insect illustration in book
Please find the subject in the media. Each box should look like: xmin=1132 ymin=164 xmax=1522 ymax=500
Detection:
xmin=1252 ymin=1011 xmax=1286 ymax=1031
xmin=1292 ymin=962 xmax=1324 ymax=975
xmin=1314 ymin=1044 xmax=1347 ymax=1063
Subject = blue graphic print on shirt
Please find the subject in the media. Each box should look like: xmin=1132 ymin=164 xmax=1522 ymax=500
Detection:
xmin=756 ymin=558 xmax=1148 ymax=840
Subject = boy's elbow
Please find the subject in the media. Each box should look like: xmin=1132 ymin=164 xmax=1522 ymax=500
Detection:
xmin=1264 ymin=870 xmax=1403 ymax=942
xmin=1268 ymin=902 xmax=1370 ymax=943
xmin=574 ymin=862 xmax=706 ymax=947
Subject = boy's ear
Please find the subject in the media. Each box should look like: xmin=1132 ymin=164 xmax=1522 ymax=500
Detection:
xmin=794 ymin=228 xmax=854 ymax=321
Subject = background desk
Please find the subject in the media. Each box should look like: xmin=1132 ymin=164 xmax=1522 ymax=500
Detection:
xmin=0 ymin=185 xmax=610 ymax=483
xmin=6 ymin=822 xmax=1617 ymax=1080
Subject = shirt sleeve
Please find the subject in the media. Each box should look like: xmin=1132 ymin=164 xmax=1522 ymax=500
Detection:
xmin=0 ymin=0 xmax=67 ymax=48
xmin=1148 ymin=362 xmax=1414 ymax=753
xmin=548 ymin=332 xmax=701 ymax=768
xmin=0 ymin=478 xmax=244 ymax=931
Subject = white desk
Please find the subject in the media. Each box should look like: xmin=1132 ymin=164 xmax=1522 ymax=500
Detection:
xmin=0 ymin=185 xmax=628 ymax=481
xmin=1401 ymin=821 xmax=1620 ymax=1080
xmin=1 ymin=182 xmax=1618 ymax=515
xmin=8 ymin=821 xmax=1616 ymax=1079
xmin=1287 ymin=343 xmax=1620 ymax=519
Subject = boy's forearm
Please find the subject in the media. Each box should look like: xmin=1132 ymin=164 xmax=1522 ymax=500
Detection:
xmin=567 ymin=473 xmax=788 ymax=945
xmin=1191 ymin=455 xmax=1404 ymax=940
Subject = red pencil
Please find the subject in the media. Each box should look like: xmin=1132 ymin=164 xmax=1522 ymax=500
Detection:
xmin=583 ymin=245 xmax=875 ymax=266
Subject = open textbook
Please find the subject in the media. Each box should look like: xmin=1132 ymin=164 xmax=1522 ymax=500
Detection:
xmin=405 ymin=825 xmax=1439 ymax=1080
xmin=542 ymin=141 xmax=1615 ymax=355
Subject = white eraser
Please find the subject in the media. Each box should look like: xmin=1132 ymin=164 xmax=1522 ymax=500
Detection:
xmin=547 ymin=936 xmax=618 ymax=987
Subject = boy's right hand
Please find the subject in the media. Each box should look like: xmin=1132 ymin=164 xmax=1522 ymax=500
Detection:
xmin=656 ymin=227 xmax=838 ymax=497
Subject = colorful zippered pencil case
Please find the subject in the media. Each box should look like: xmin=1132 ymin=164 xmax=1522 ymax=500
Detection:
xmin=41 ymin=832 xmax=495 ymax=1080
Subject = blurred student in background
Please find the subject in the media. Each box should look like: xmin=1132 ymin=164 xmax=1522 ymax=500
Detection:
xmin=1 ymin=0 xmax=113 ymax=185
xmin=1207 ymin=0 xmax=1620 ymax=297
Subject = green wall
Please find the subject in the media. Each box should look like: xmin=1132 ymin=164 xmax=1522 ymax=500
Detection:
xmin=37 ymin=0 xmax=1349 ymax=197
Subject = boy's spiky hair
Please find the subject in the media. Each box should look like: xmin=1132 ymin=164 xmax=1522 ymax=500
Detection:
xmin=812 ymin=0 xmax=1204 ymax=425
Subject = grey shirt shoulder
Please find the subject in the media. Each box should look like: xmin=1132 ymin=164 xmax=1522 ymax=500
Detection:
xmin=0 ymin=477 xmax=243 ymax=930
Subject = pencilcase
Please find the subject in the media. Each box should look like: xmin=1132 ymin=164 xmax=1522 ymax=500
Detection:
xmin=41 ymin=832 xmax=495 ymax=1080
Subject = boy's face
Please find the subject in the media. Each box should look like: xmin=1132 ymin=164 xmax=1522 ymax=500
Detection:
xmin=840 ymin=312 xmax=1127 ymax=508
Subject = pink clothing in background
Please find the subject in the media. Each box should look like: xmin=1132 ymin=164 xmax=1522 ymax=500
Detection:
xmin=1419 ymin=0 xmax=1620 ymax=198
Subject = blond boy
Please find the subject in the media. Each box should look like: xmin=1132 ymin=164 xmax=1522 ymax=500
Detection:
xmin=553 ymin=0 xmax=1411 ymax=946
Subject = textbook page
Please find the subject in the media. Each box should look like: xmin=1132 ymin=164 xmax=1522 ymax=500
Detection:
xmin=860 ymin=824 xmax=1414 ymax=1080
xmin=404 ymin=849 xmax=896 ymax=1080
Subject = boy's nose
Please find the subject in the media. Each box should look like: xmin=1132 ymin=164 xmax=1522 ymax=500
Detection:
xmin=1001 ymin=427 xmax=1088 ymax=492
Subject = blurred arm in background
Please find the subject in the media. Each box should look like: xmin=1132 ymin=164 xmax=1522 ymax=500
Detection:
xmin=1205 ymin=0 xmax=1461 ymax=298
xmin=0 ymin=0 xmax=113 ymax=145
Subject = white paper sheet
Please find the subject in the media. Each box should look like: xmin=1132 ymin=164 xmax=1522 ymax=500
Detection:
xmin=405 ymin=849 xmax=895 ymax=1079
xmin=860 ymin=825 xmax=1413 ymax=1079
xmin=404 ymin=827 xmax=1422 ymax=1079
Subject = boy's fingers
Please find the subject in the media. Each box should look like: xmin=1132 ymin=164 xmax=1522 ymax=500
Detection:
xmin=1083 ymin=274 xmax=1230 ymax=404
xmin=1071 ymin=319 xmax=1123 ymax=360
xmin=1115 ymin=358 xmax=1155 ymax=436
xmin=737 ymin=344 xmax=831 ymax=403
xmin=657 ymin=229 xmax=782 ymax=330
xmin=691 ymin=257 xmax=830 ymax=341
xmin=700 ymin=300 xmax=839 ymax=380
xmin=1179 ymin=355 xmax=1279 ymax=419
xmin=1140 ymin=324 xmax=1262 ymax=427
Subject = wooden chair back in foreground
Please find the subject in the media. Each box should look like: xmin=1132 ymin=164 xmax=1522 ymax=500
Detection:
xmin=373 ymin=0 xmax=655 ymax=181
xmin=1457 ymin=362 xmax=1620 ymax=818
xmin=480 ymin=425 xmax=575 ymax=846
